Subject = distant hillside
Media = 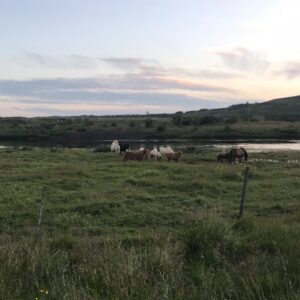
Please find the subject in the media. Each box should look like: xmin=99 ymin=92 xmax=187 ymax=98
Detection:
xmin=1 ymin=95 xmax=300 ymax=145
xmin=184 ymin=95 xmax=300 ymax=122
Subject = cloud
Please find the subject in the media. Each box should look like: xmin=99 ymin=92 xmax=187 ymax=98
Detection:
xmin=17 ymin=52 xmax=242 ymax=81
xmin=0 ymin=86 xmax=222 ymax=108
xmin=99 ymin=57 xmax=160 ymax=70
xmin=275 ymin=61 xmax=300 ymax=79
xmin=215 ymin=47 xmax=270 ymax=71
xmin=0 ymin=77 xmax=232 ymax=117
xmin=3 ymin=53 xmax=243 ymax=116
xmin=0 ymin=75 xmax=235 ymax=99
xmin=21 ymin=52 xmax=99 ymax=69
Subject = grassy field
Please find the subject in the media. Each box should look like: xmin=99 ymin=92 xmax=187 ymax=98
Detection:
xmin=0 ymin=147 xmax=300 ymax=299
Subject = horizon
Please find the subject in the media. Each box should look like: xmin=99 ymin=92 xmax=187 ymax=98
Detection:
xmin=1 ymin=0 xmax=300 ymax=117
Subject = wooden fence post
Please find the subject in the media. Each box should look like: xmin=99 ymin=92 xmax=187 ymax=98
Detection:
xmin=239 ymin=167 xmax=250 ymax=217
xmin=37 ymin=186 xmax=47 ymax=229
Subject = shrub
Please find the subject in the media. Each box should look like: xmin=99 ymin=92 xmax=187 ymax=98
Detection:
xmin=156 ymin=125 xmax=165 ymax=132
xmin=172 ymin=114 xmax=182 ymax=125
xmin=129 ymin=121 xmax=136 ymax=128
xmin=225 ymin=116 xmax=239 ymax=124
xmin=144 ymin=118 xmax=153 ymax=128
xmin=182 ymin=118 xmax=191 ymax=126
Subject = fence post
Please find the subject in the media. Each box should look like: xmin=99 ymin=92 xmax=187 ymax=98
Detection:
xmin=239 ymin=167 xmax=250 ymax=217
xmin=37 ymin=186 xmax=47 ymax=229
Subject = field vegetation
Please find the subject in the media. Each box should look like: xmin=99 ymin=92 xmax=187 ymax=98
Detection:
xmin=0 ymin=147 xmax=299 ymax=299
xmin=1 ymin=96 xmax=300 ymax=146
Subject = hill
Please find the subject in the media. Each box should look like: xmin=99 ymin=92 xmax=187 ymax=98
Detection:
xmin=184 ymin=95 xmax=300 ymax=122
xmin=0 ymin=95 xmax=300 ymax=145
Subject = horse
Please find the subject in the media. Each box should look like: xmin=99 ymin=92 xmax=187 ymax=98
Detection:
xmin=111 ymin=140 xmax=120 ymax=154
xmin=217 ymin=152 xmax=230 ymax=163
xmin=119 ymin=143 xmax=130 ymax=155
xmin=159 ymin=146 xmax=174 ymax=156
xmin=123 ymin=149 xmax=147 ymax=161
xmin=228 ymin=147 xmax=248 ymax=164
xmin=139 ymin=148 xmax=152 ymax=159
xmin=150 ymin=148 xmax=162 ymax=160
xmin=165 ymin=151 xmax=182 ymax=162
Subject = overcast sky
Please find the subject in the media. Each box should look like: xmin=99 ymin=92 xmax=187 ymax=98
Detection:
xmin=1 ymin=0 xmax=300 ymax=116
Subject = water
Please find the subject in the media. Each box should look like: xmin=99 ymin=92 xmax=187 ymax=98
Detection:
xmin=1 ymin=140 xmax=300 ymax=152
xmin=123 ymin=140 xmax=300 ymax=152
xmin=210 ymin=141 xmax=300 ymax=153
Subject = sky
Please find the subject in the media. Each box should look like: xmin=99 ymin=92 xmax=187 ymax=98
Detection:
xmin=1 ymin=0 xmax=300 ymax=117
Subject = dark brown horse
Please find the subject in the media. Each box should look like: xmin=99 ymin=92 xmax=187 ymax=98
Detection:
xmin=228 ymin=147 xmax=248 ymax=163
xmin=217 ymin=152 xmax=230 ymax=163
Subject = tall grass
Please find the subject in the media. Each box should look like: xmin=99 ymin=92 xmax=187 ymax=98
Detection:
xmin=0 ymin=149 xmax=299 ymax=299
xmin=0 ymin=214 xmax=299 ymax=299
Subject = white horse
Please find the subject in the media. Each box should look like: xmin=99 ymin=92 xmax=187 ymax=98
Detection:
xmin=159 ymin=146 xmax=174 ymax=156
xmin=150 ymin=148 xmax=162 ymax=160
xmin=111 ymin=140 xmax=120 ymax=154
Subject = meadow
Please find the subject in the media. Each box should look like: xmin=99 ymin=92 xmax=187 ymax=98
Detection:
xmin=0 ymin=147 xmax=299 ymax=299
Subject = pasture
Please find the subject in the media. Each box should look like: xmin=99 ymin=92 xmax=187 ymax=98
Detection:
xmin=0 ymin=147 xmax=299 ymax=299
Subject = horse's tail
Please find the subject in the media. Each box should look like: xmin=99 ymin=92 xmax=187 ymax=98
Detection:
xmin=240 ymin=147 xmax=248 ymax=161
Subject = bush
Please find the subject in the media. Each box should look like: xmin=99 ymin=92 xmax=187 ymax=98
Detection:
xmin=199 ymin=116 xmax=221 ymax=125
xmin=156 ymin=125 xmax=165 ymax=132
xmin=144 ymin=118 xmax=153 ymax=128
xmin=182 ymin=118 xmax=191 ymax=126
xmin=129 ymin=121 xmax=136 ymax=128
xmin=225 ymin=116 xmax=239 ymax=124
xmin=172 ymin=114 xmax=182 ymax=125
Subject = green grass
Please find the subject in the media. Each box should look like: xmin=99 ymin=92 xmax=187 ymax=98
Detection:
xmin=0 ymin=148 xmax=299 ymax=299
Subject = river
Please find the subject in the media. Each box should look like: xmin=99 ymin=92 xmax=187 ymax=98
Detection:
xmin=1 ymin=140 xmax=300 ymax=152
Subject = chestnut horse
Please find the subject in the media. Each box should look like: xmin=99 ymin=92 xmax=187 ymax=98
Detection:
xmin=165 ymin=151 xmax=182 ymax=162
xmin=123 ymin=149 xmax=147 ymax=161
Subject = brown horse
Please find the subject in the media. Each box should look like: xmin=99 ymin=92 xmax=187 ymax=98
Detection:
xmin=217 ymin=152 xmax=230 ymax=163
xmin=165 ymin=151 xmax=182 ymax=162
xmin=123 ymin=149 xmax=147 ymax=161
xmin=228 ymin=147 xmax=248 ymax=164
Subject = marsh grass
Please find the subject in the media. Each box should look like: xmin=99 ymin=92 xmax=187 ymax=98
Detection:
xmin=0 ymin=148 xmax=299 ymax=299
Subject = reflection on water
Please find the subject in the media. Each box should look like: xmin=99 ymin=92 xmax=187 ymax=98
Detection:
xmin=0 ymin=140 xmax=300 ymax=152
xmin=211 ymin=142 xmax=300 ymax=152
